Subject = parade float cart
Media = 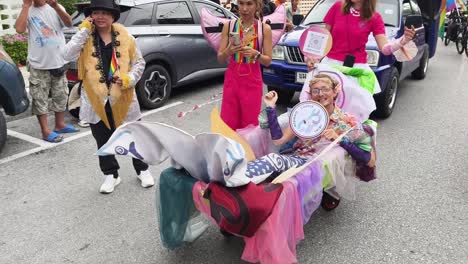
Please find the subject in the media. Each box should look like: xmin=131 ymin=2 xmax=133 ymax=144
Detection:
xmin=95 ymin=7 xmax=384 ymax=263
xmin=155 ymin=119 xmax=375 ymax=264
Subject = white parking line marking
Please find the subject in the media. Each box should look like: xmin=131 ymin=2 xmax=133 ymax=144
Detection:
xmin=0 ymin=101 xmax=184 ymax=165
xmin=0 ymin=146 xmax=45 ymax=165
xmin=141 ymin=101 xmax=184 ymax=117
xmin=7 ymin=129 xmax=48 ymax=147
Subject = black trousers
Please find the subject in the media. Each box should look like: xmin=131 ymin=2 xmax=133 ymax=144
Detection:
xmin=90 ymin=102 xmax=148 ymax=178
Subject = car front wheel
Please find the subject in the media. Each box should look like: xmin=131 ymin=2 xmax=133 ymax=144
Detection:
xmin=411 ymin=46 xmax=429 ymax=80
xmin=374 ymin=67 xmax=399 ymax=118
xmin=136 ymin=64 xmax=172 ymax=109
xmin=0 ymin=111 xmax=6 ymax=152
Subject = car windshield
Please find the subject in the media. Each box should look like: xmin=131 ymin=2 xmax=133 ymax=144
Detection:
xmin=302 ymin=0 xmax=399 ymax=27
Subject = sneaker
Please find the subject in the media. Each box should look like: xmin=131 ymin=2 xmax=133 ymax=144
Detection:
xmin=100 ymin=175 xmax=121 ymax=193
xmin=137 ymin=170 xmax=154 ymax=188
xmin=78 ymin=120 xmax=90 ymax=128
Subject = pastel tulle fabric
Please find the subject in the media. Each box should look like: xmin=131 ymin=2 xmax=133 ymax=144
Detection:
xmin=241 ymin=181 xmax=304 ymax=264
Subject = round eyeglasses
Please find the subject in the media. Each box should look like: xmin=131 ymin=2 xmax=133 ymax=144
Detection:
xmin=310 ymin=87 xmax=333 ymax=95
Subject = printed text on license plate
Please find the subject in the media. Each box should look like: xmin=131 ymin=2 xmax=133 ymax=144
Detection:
xmin=295 ymin=72 xmax=307 ymax=83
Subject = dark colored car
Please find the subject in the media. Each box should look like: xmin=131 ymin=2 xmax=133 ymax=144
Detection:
xmin=65 ymin=0 xmax=236 ymax=109
xmin=263 ymin=0 xmax=443 ymax=118
xmin=0 ymin=47 xmax=30 ymax=152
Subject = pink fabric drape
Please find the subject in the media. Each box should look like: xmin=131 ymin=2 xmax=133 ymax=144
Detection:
xmin=191 ymin=161 xmax=329 ymax=263
xmin=241 ymin=181 xmax=304 ymax=264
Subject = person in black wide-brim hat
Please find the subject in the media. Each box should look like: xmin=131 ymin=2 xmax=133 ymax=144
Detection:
xmin=63 ymin=0 xmax=155 ymax=194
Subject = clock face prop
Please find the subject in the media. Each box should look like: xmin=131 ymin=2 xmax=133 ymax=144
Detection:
xmin=289 ymin=101 xmax=329 ymax=139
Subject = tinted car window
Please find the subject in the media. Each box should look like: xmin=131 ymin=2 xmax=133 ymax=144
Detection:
xmin=194 ymin=2 xmax=226 ymax=18
xmin=302 ymin=0 xmax=398 ymax=27
xmin=156 ymin=2 xmax=194 ymax=24
xmin=125 ymin=3 xmax=154 ymax=26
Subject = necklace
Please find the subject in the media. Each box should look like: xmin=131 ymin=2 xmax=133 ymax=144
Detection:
xmin=93 ymin=27 xmax=119 ymax=88
xmin=350 ymin=7 xmax=360 ymax=17
xmin=240 ymin=20 xmax=254 ymax=33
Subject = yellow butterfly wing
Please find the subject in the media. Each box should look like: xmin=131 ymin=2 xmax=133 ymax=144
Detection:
xmin=210 ymin=107 xmax=256 ymax=161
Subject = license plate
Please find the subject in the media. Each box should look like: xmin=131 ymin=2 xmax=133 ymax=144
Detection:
xmin=295 ymin=72 xmax=307 ymax=84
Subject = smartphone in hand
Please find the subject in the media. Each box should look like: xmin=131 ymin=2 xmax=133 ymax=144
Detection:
xmin=405 ymin=15 xmax=423 ymax=29
xmin=229 ymin=32 xmax=241 ymax=46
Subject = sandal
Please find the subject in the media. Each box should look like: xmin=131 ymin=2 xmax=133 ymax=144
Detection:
xmin=43 ymin=131 xmax=64 ymax=143
xmin=54 ymin=124 xmax=80 ymax=134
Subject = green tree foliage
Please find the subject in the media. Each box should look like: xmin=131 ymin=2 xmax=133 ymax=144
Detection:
xmin=60 ymin=0 xmax=85 ymax=15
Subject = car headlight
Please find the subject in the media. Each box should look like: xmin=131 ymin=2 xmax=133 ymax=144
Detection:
xmin=367 ymin=50 xmax=380 ymax=67
xmin=272 ymin=45 xmax=285 ymax=60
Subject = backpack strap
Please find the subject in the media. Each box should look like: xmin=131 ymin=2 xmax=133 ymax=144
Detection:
xmin=257 ymin=20 xmax=264 ymax=53
xmin=230 ymin=19 xmax=238 ymax=33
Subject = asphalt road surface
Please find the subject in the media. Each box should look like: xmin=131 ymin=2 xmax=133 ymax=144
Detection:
xmin=1 ymin=41 xmax=467 ymax=264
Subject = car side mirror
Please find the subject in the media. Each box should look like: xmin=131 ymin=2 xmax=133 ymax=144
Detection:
xmin=292 ymin=14 xmax=304 ymax=26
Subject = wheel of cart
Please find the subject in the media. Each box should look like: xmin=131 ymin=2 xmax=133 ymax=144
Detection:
xmin=321 ymin=190 xmax=341 ymax=211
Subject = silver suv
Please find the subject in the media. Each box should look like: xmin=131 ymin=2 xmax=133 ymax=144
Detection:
xmin=65 ymin=0 xmax=236 ymax=109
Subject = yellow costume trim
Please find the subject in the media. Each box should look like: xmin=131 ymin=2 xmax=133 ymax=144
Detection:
xmin=77 ymin=23 xmax=136 ymax=129
xmin=78 ymin=19 xmax=93 ymax=31
xmin=120 ymin=73 xmax=130 ymax=90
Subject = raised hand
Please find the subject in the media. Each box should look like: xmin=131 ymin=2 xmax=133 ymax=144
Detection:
xmin=46 ymin=0 xmax=58 ymax=8
xmin=402 ymin=26 xmax=416 ymax=43
xmin=85 ymin=16 xmax=94 ymax=24
xmin=264 ymin=91 xmax=278 ymax=108
xmin=23 ymin=0 xmax=33 ymax=7
xmin=304 ymin=56 xmax=319 ymax=72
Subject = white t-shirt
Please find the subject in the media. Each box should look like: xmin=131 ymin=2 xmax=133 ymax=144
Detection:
xmin=286 ymin=6 xmax=301 ymax=21
xmin=27 ymin=4 xmax=66 ymax=70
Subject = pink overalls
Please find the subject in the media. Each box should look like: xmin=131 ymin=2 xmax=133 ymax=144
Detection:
xmin=220 ymin=20 xmax=263 ymax=131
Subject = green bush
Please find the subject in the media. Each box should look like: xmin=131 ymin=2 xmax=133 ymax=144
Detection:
xmin=0 ymin=34 xmax=28 ymax=66
xmin=62 ymin=0 xmax=86 ymax=15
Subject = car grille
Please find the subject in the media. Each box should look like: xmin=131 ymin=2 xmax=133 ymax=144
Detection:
xmin=283 ymin=70 xmax=297 ymax=83
xmin=286 ymin=46 xmax=305 ymax=64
